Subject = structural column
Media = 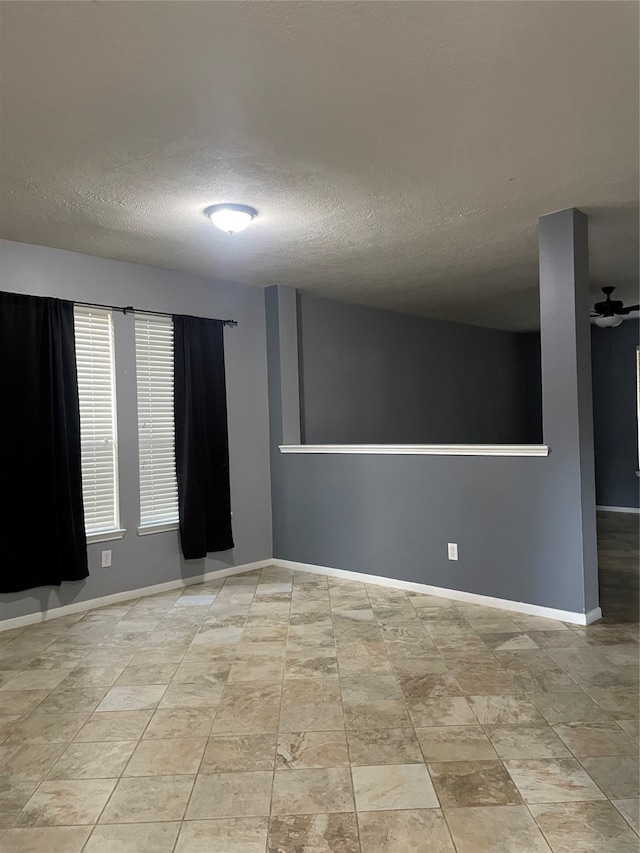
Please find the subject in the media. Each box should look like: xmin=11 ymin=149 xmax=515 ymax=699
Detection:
xmin=539 ymin=208 xmax=599 ymax=614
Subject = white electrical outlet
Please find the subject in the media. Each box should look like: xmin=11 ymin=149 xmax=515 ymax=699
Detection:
xmin=447 ymin=543 xmax=458 ymax=561
xmin=101 ymin=550 xmax=112 ymax=568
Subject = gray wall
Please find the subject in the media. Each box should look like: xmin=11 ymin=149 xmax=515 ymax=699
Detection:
xmin=592 ymin=319 xmax=640 ymax=508
xmin=298 ymin=293 xmax=533 ymax=445
xmin=268 ymin=210 xmax=599 ymax=616
xmin=0 ymin=239 xmax=272 ymax=622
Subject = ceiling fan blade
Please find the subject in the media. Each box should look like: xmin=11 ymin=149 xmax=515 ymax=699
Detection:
xmin=617 ymin=305 xmax=640 ymax=315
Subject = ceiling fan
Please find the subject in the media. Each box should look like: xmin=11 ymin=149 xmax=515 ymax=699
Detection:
xmin=591 ymin=286 xmax=639 ymax=328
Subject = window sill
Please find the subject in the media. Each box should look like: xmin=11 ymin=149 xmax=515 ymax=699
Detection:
xmin=137 ymin=521 xmax=179 ymax=536
xmin=279 ymin=444 xmax=550 ymax=457
xmin=86 ymin=528 xmax=126 ymax=544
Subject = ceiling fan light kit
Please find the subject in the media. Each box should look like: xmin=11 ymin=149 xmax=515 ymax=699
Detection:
xmin=204 ymin=203 xmax=258 ymax=235
xmin=594 ymin=314 xmax=624 ymax=328
xmin=591 ymin=286 xmax=638 ymax=328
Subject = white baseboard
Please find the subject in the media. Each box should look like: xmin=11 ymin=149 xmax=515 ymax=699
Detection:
xmin=596 ymin=505 xmax=640 ymax=515
xmin=273 ymin=559 xmax=601 ymax=626
xmin=0 ymin=560 xmax=272 ymax=632
xmin=0 ymin=555 xmax=602 ymax=632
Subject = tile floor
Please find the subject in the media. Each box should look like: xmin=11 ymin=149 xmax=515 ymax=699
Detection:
xmin=0 ymin=518 xmax=638 ymax=851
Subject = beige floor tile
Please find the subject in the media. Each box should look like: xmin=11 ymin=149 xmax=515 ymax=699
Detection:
xmin=530 ymin=801 xmax=639 ymax=853
xmin=99 ymin=775 xmax=195 ymax=823
xmin=74 ymin=710 xmax=152 ymax=742
xmin=268 ymin=813 xmax=360 ymax=853
xmin=485 ymin=724 xmax=571 ymax=759
xmin=277 ymin=731 xmax=349 ymax=769
xmin=588 ymin=687 xmax=640 ymax=719
xmin=115 ymin=663 xmax=178 ymax=686
xmin=96 ymin=685 xmax=166 ymax=712
xmin=453 ymin=669 xmax=521 ymax=695
xmin=142 ymin=707 xmax=215 ymax=739
xmin=600 ymin=645 xmax=640 ymax=667
xmin=504 ymin=757 xmax=607 ymax=803
xmin=553 ymin=721 xmax=638 ymax=756
xmin=406 ymin=695 xmax=479 ymax=727
xmin=389 ymin=655 xmax=449 ymax=677
xmin=0 ymin=690 xmax=50 ymax=716
xmin=0 ymin=781 xmax=39 ymax=828
xmin=579 ymin=755 xmax=639 ymax=799
xmin=201 ymin=733 xmax=276 ymax=772
xmin=279 ymin=701 xmax=345 ymax=732
xmin=358 ymin=809 xmax=454 ymax=852
xmin=5 ymin=713 xmax=88 ymax=744
xmin=0 ymin=742 xmax=66 ymax=781
xmin=0 ymin=670 xmax=69 ymax=692
xmin=344 ymin=699 xmax=411 ymax=730
xmin=528 ymin=692 xmax=614 ymax=725
xmin=83 ymin=822 xmax=181 ymax=852
xmin=468 ymin=695 xmax=544 ymax=725
xmin=445 ymin=805 xmax=551 ymax=853
xmin=347 ymin=728 xmax=423 ymax=765
xmin=57 ymin=666 xmax=125 ymax=689
xmin=48 ymin=740 xmax=136 ymax=779
xmin=612 ymin=798 xmax=640 ymax=834
xmin=340 ymin=675 xmax=403 ymax=702
xmin=17 ymin=779 xmax=116 ymax=825
xmin=398 ymin=672 xmax=462 ymax=703
xmin=123 ymin=736 xmax=206 ymax=775
xmin=569 ymin=665 xmax=637 ymax=690
xmin=518 ymin=664 xmax=593 ymax=692
xmin=186 ymin=771 xmax=273 ymax=819
xmin=227 ymin=657 xmax=284 ymax=682
xmin=0 ymin=715 xmax=22 ymax=743
xmin=282 ymin=676 xmax=341 ymax=702
xmin=171 ymin=660 xmax=231 ymax=684
xmin=175 ymin=818 xmax=268 ymax=853
xmin=428 ymin=760 xmax=522 ymax=807
xmin=38 ymin=686 xmax=109 ymax=714
xmin=212 ymin=682 xmax=281 ymax=734
xmin=280 ymin=680 xmax=344 ymax=731
xmin=416 ymin=725 xmax=498 ymax=762
xmin=0 ymin=826 xmax=92 ymax=852
xmin=272 ymin=767 xmax=354 ymax=814
xmin=480 ymin=633 xmax=540 ymax=652
xmin=284 ymin=652 xmax=339 ymax=678
xmin=352 ymin=763 xmax=438 ymax=811
xmin=547 ymin=648 xmax=612 ymax=669
xmin=617 ymin=718 xmax=640 ymax=741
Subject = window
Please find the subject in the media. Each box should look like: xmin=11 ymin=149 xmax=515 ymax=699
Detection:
xmin=135 ymin=314 xmax=179 ymax=532
xmin=73 ymin=306 xmax=122 ymax=541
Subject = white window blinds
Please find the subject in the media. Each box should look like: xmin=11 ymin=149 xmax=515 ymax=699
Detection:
xmin=73 ymin=306 xmax=120 ymax=536
xmin=135 ymin=314 xmax=179 ymax=530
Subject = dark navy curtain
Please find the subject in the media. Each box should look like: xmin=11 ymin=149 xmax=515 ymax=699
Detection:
xmin=0 ymin=292 xmax=88 ymax=592
xmin=173 ymin=315 xmax=233 ymax=559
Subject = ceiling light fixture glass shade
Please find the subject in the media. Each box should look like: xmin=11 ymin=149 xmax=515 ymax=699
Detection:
xmin=204 ymin=203 xmax=257 ymax=235
xmin=594 ymin=314 xmax=624 ymax=328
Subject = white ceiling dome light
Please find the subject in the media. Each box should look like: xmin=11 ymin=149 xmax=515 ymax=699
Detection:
xmin=204 ymin=203 xmax=257 ymax=235
xmin=594 ymin=314 xmax=624 ymax=328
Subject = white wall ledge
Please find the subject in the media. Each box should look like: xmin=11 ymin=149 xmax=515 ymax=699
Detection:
xmin=280 ymin=444 xmax=550 ymax=457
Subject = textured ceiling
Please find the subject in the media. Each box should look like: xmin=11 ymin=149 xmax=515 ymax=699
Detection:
xmin=1 ymin=1 xmax=638 ymax=331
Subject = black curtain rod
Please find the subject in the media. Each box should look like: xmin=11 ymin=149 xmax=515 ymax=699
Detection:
xmin=2 ymin=292 xmax=238 ymax=327
xmin=80 ymin=301 xmax=238 ymax=327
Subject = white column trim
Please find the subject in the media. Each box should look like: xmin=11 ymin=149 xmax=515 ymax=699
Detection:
xmin=280 ymin=444 xmax=550 ymax=457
